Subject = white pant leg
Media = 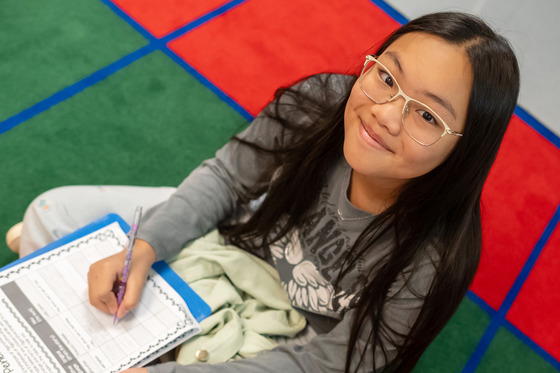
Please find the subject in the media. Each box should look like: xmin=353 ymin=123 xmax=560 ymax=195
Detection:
xmin=19 ymin=185 xmax=176 ymax=257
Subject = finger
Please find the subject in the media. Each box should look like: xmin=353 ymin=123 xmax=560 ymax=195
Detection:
xmin=116 ymin=266 xmax=149 ymax=319
xmin=113 ymin=239 xmax=156 ymax=319
xmin=88 ymin=254 xmax=124 ymax=314
xmin=99 ymin=286 xmax=119 ymax=315
xmin=88 ymin=272 xmax=119 ymax=314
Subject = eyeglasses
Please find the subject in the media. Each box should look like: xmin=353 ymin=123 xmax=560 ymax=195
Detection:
xmin=359 ymin=55 xmax=463 ymax=146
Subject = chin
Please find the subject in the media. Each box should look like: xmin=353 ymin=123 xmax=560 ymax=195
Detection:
xmin=343 ymin=142 xmax=374 ymax=175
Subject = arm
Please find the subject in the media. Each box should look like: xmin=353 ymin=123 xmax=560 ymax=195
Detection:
xmin=89 ymin=74 xmax=352 ymax=316
xmin=137 ymin=73 xmax=354 ymax=261
xmin=88 ymin=110 xmax=285 ymax=317
xmin=145 ymin=255 xmax=436 ymax=373
xmin=136 ymin=119 xmax=283 ymax=261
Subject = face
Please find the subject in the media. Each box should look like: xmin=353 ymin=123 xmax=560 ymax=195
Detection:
xmin=343 ymin=32 xmax=473 ymax=200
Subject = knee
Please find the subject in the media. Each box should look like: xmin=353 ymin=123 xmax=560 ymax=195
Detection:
xmin=24 ymin=186 xmax=82 ymax=217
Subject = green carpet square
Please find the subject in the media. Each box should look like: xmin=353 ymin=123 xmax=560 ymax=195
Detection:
xmin=0 ymin=50 xmax=247 ymax=266
xmin=413 ymin=297 xmax=491 ymax=372
xmin=0 ymin=0 xmax=147 ymax=122
xmin=475 ymin=327 xmax=558 ymax=373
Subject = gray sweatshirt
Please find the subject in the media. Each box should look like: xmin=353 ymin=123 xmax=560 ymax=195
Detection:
xmin=138 ymin=74 xmax=436 ymax=373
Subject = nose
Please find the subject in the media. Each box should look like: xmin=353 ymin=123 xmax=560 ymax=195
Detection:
xmin=369 ymin=95 xmax=404 ymax=136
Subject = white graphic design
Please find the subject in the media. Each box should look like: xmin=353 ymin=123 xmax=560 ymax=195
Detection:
xmin=272 ymin=230 xmax=338 ymax=313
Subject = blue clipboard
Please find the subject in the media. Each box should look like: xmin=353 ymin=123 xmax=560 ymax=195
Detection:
xmin=1 ymin=213 xmax=211 ymax=322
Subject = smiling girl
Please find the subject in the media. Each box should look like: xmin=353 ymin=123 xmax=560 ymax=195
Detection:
xmin=13 ymin=11 xmax=519 ymax=373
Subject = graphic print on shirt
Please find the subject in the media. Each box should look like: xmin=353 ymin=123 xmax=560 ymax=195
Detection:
xmin=270 ymin=195 xmax=367 ymax=317
xmin=271 ymin=229 xmax=335 ymax=314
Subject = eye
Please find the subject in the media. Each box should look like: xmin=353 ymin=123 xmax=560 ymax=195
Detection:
xmin=379 ymin=70 xmax=394 ymax=88
xmin=417 ymin=110 xmax=437 ymax=125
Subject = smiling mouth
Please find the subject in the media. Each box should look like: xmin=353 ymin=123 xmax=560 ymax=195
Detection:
xmin=359 ymin=121 xmax=393 ymax=152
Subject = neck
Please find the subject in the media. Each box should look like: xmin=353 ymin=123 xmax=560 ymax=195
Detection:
xmin=348 ymin=170 xmax=403 ymax=214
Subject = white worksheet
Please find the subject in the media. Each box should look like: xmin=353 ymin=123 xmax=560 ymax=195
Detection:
xmin=0 ymin=221 xmax=201 ymax=373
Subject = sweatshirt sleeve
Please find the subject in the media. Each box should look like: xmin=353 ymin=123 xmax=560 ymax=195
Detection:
xmin=136 ymin=74 xmax=353 ymax=261
xmin=145 ymin=255 xmax=437 ymax=373
xmin=135 ymin=108 xmax=281 ymax=261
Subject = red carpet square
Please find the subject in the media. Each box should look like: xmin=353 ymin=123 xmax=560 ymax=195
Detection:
xmin=110 ymin=0 xmax=232 ymax=37
xmin=472 ymin=116 xmax=560 ymax=310
xmin=167 ymin=0 xmax=400 ymax=116
xmin=506 ymin=224 xmax=560 ymax=362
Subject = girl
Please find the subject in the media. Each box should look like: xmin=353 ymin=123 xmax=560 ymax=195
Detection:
xmin=14 ymin=11 xmax=519 ymax=373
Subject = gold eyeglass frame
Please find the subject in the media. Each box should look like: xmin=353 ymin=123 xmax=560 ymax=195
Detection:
xmin=359 ymin=55 xmax=463 ymax=146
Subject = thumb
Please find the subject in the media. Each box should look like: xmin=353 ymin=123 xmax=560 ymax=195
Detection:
xmin=116 ymin=267 xmax=149 ymax=319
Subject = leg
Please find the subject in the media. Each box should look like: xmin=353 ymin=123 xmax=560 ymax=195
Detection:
xmin=19 ymin=185 xmax=176 ymax=257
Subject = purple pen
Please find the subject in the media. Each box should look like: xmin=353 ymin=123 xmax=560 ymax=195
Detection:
xmin=114 ymin=206 xmax=143 ymax=324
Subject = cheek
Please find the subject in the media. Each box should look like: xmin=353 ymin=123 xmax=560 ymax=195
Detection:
xmin=345 ymin=83 xmax=366 ymax=112
xmin=404 ymin=141 xmax=457 ymax=175
xmin=344 ymin=86 xmax=367 ymax=128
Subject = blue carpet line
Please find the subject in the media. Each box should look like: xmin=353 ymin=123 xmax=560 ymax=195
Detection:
xmin=503 ymin=320 xmax=560 ymax=371
xmin=367 ymin=0 xmax=408 ymax=25
xmin=514 ymin=106 xmax=560 ymax=149
xmin=99 ymin=0 xmax=248 ymax=45
xmin=0 ymin=0 xmax=251 ymax=135
xmin=499 ymin=204 xmax=560 ymax=312
xmin=96 ymin=0 xmax=254 ymax=120
xmin=97 ymin=0 xmax=252 ymax=121
xmin=463 ymin=204 xmax=560 ymax=372
xmin=466 ymin=291 xmax=497 ymax=318
xmin=467 ymin=291 xmax=560 ymax=371
xmin=462 ymin=321 xmax=501 ymax=373
xmin=98 ymin=0 xmax=157 ymax=42
xmin=95 ymin=0 xmax=253 ymax=121
xmin=160 ymin=47 xmax=254 ymax=122
xmin=0 ymin=44 xmax=155 ymax=135
xmin=99 ymin=0 xmax=253 ymax=121
xmin=160 ymin=0 xmax=248 ymax=43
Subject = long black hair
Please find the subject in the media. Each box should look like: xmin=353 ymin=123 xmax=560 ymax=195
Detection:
xmin=221 ymin=12 xmax=520 ymax=372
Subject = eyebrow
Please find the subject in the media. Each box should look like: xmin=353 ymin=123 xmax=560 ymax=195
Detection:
xmin=383 ymin=51 xmax=458 ymax=120
xmin=385 ymin=51 xmax=404 ymax=75
xmin=423 ymin=91 xmax=457 ymax=120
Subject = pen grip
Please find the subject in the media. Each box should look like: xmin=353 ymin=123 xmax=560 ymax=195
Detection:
xmin=116 ymin=280 xmax=126 ymax=305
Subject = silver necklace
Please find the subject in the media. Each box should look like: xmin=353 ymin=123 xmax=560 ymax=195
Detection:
xmin=337 ymin=207 xmax=373 ymax=221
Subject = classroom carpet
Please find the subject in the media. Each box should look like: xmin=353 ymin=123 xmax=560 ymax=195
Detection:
xmin=1 ymin=0 xmax=559 ymax=371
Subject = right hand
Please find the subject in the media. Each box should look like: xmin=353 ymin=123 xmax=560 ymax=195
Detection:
xmin=88 ymin=239 xmax=156 ymax=319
